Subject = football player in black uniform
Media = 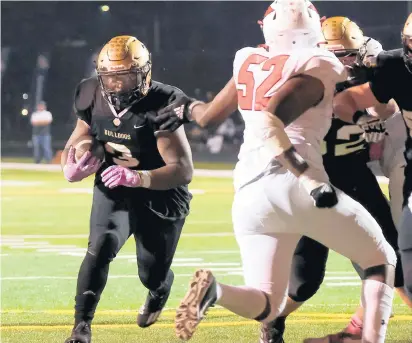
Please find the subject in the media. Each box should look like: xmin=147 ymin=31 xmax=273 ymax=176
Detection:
xmin=61 ymin=35 xmax=194 ymax=343
xmin=334 ymin=13 xmax=412 ymax=304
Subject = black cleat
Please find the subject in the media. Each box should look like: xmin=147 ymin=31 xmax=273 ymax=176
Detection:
xmin=64 ymin=321 xmax=91 ymax=343
xmin=175 ymin=269 xmax=217 ymax=341
xmin=137 ymin=270 xmax=174 ymax=328
xmin=260 ymin=323 xmax=285 ymax=343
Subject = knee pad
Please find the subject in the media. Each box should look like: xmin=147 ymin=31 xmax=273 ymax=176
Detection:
xmin=288 ymin=259 xmax=326 ymax=302
xmin=288 ymin=276 xmax=324 ymax=303
xmin=91 ymin=231 xmax=120 ymax=264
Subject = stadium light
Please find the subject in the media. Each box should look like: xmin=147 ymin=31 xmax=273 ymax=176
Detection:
xmin=21 ymin=109 xmax=28 ymax=116
xmin=100 ymin=5 xmax=110 ymax=12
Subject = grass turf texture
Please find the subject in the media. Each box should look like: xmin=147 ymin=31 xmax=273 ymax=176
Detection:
xmin=1 ymin=168 xmax=411 ymax=343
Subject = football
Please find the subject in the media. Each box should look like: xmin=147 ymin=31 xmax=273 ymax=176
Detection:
xmin=71 ymin=135 xmax=105 ymax=162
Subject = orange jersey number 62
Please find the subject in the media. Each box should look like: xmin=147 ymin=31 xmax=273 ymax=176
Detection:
xmin=237 ymin=54 xmax=289 ymax=111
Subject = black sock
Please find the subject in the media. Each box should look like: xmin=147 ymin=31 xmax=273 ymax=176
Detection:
xmin=272 ymin=316 xmax=286 ymax=334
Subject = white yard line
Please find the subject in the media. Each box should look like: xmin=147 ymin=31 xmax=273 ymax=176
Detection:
xmin=326 ymin=282 xmax=361 ymax=287
xmin=1 ymin=232 xmax=234 ymax=239
xmin=1 ymin=163 xmax=234 ymax=178
xmin=0 ymin=180 xmax=45 ymax=186
xmin=1 ymin=163 xmax=389 ymax=184
xmin=1 ymin=274 xmax=360 ymax=285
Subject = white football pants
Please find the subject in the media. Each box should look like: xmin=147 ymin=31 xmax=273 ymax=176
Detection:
xmin=232 ymin=168 xmax=397 ymax=318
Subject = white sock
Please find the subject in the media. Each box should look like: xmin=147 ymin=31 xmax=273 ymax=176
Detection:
xmin=215 ymin=282 xmax=270 ymax=320
xmin=361 ymin=279 xmax=394 ymax=343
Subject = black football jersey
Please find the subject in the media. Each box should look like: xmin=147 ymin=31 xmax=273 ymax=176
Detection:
xmin=369 ymin=49 xmax=412 ymax=203
xmin=73 ymin=77 xmax=192 ymax=220
xmin=369 ymin=49 xmax=412 ymax=162
xmin=322 ymin=68 xmax=371 ymax=165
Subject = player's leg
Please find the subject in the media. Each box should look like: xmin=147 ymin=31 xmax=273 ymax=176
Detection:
xmin=43 ymin=133 xmax=53 ymax=163
xmin=133 ymin=207 xmax=184 ymax=328
xmin=175 ymin=232 xmax=301 ymax=341
xmin=32 ymin=135 xmax=41 ymax=164
xmin=398 ymin=188 xmax=412 ymax=301
xmin=262 ymin=236 xmax=329 ymax=343
xmin=175 ymin=172 xmax=302 ymax=341
xmin=387 ymin=163 xmax=406 ymax=229
xmin=348 ymin=165 xmax=411 ymax=334
xmin=302 ymin=189 xmax=396 ymax=343
xmin=65 ymin=186 xmax=132 ymax=343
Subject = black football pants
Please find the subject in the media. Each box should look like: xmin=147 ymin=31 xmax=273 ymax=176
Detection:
xmin=398 ymin=165 xmax=412 ymax=299
xmin=73 ymin=185 xmax=184 ymax=324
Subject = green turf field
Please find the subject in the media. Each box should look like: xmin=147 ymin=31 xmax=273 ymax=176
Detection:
xmin=1 ymin=167 xmax=411 ymax=343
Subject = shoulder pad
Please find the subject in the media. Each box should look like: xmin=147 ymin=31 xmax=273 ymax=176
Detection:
xmin=74 ymin=77 xmax=99 ymax=113
xmin=376 ymin=49 xmax=403 ymax=67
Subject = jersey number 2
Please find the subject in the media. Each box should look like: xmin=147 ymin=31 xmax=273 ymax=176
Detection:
xmin=237 ymin=54 xmax=289 ymax=111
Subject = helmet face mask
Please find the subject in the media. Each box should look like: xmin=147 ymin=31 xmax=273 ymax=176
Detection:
xmin=97 ymin=63 xmax=151 ymax=108
xmin=96 ymin=36 xmax=152 ymax=108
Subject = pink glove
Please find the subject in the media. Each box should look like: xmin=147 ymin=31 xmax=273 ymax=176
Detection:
xmin=101 ymin=165 xmax=141 ymax=189
xmin=63 ymin=146 xmax=102 ymax=182
xmin=369 ymin=141 xmax=384 ymax=161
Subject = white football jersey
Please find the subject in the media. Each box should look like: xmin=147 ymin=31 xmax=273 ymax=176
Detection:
xmin=380 ymin=111 xmax=407 ymax=177
xmin=232 ymin=46 xmax=346 ymax=191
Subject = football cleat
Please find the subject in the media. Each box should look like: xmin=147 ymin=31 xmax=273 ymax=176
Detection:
xmin=260 ymin=322 xmax=285 ymax=343
xmin=137 ymin=270 xmax=174 ymax=328
xmin=64 ymin=321 xmax=91 ymax=343
xmin=303 ymin=331 xmax=361 ymax=343
xmin=175 ymin=269 xmax=217 ymax=341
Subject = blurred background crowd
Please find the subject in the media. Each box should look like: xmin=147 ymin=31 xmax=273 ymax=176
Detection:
xmin=1 ymin=1 xmax=410 ymax=163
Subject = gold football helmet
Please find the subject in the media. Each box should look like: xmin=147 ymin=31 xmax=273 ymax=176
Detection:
xmin=402 ymin=13 xmax=412 ymax=72
xmin=96 ymin=36 xmax=152 ymax=107
xmin=320 ymin=16 xmax=364 ymax=58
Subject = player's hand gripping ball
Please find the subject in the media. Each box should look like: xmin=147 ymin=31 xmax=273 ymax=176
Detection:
xmin=63 ymin=135 xmax=104 ymax=183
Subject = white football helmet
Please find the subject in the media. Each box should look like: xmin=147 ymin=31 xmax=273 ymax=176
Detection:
xmin=357 ymin=36 xmax=383 ymax=67
xmin=260 ymin=0 xmax=324 ymax=51
xmin=363 ymin=37 xmax=383 ymax=57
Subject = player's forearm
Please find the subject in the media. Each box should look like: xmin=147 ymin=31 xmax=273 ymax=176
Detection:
xmin=145 ymin=161 xmax=193 ymax=190
xmin=261 ymin=111 xmax=308 ymax=178
xmin=191 ymin=103 xmax=214 ymax=127
xmin=191 ymin=101 xmax=237 ymax=128
xmin=191 ymin=78 xmax=238 ymax=127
